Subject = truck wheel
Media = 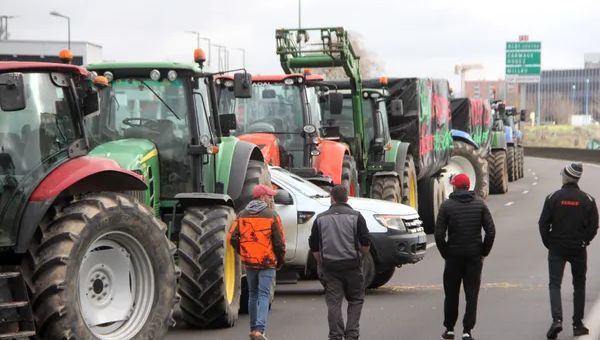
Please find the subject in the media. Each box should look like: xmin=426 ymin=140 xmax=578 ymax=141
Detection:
xmin=418 ymin=176 xmax=445 ymax=234
xmin=400 ymin=155 xmax=418 ymax=209
xmin=507 ymin=146 xmax=516 ymax=182
xmin=25 ymin=193 xmax=177 ymax=339
xmin=341 ymin=155 xmax=359 ymax=197
xmin=518 ymin=146 xmax=525 ymax=179
xmin=362 ymin=252 xmax=376 ymax=289
xmin=178 ymin=206 xmax=241 ymax=328
xmin=368 ymin=268 xmax=396 ymax=289
xmin=235 ymin=160 xmax=271 ymax=212
xmin=441 ymin=141 xmax=489 ymax=199
xmin=487 ymin=150 xmax=509 ymax=194
xmin=370 ymin=176 xmax=401 ymax=203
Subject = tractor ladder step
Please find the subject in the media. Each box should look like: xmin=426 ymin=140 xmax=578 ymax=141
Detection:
xmin=0 ymin=272 xmax=20 ymax=280
xmin=0 ymin=331 xmax=36 ymax=339
xmin=0 ymin=301 xmax=29 ymax=310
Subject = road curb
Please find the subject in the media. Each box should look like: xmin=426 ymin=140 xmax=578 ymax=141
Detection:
xmin=524 ymin=147 xmax=600 ymax=164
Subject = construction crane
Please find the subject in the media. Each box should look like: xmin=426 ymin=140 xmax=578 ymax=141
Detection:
xmin=454 ymin=63 xmax=483 ymax=97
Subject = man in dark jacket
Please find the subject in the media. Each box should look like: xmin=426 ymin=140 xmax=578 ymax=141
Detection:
xmin=539 ymin=162 xmax=598 ymax=339
xmin=435 ymin=173 xmax=495 ymax=340
xmin=309 ymin=185 xmax=370 ymax=340
xmin=228 ymin=184 xmax=286 ymax=340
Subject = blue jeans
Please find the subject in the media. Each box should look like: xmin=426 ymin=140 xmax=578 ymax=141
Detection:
xmin=246 ymin=268 xmax=275 ymax=333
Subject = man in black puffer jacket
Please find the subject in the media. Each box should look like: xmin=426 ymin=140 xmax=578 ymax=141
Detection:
xmin=435 ymin=173 xmax=495 ymax=340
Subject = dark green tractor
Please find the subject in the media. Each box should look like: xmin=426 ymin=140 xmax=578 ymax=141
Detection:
xmin=85 ymin=57 xmax=269 ymax=328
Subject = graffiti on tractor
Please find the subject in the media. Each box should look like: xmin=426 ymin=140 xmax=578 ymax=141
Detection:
xmin=419 ymin=79 xmax=452 ymax=157
xmin=469 ymin=99 xmax=492 ymax=146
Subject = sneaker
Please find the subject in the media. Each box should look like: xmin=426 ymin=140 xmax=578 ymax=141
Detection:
xmin=462 ymin=332 xmax=474 ymax=340
xmin=546 ymin=320 xmax=563 ymax=339
xmin=573 ymin=324 xmax=589 ymax=336
xmin=441 ymin=330 xmax=455 ymax=339
xmin=250 ymin=331 xmax=268 ymax=340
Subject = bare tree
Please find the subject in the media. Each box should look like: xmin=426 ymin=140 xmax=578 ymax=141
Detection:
xmin=526 ymin=93 xmax=581 ymax=124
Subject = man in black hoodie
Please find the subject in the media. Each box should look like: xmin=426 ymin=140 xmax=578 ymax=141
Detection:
xmin=435 ymin=173 xmax=495 ymax=340
xmin=539 ymin=162 xmax=598 ymax=339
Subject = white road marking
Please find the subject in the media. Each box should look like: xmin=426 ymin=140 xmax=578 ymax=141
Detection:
xmin=522 ymin=190 xmax=529 ymax=194
xmin=527 ymin=168 xmax=532 ymax=172
xmin=580 ymin=293 xmax=600 ymax=340
xmin=426 ymin=242 xmax=437 ymax=249
xmin=505 ymin=201 xmax=514 ymax=207
xmin=588 ymin=163 xmax=600 ymax=168
xmin=532 ymin=172 xmax=537 ymax=176
xmin=534 ymin=177 xmax=539 ymax=180
xmin=533 ymin=182 xmax=538 ymax=186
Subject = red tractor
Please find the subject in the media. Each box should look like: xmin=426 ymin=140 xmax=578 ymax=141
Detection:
xmin=217 ymin=73 xmax=358 ymax=194
xmin=0 ymin=61 xmax=177 ymax=338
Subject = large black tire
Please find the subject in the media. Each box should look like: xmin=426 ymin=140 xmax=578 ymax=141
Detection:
xmin=448 ymin=141 xmax=489 ymax=199
xmin=400 ymin=155 xmax=418 ymax=209
xmin=488 ymin=150 xmax=509 ymax=194
xmin=517 ymin=146 xmax=525 ymax=179
xmin=368 ymin=267 xmax=396 ymax=289
xmin=418 ymin=176 xmax=445 ymax=234
xmin=341 ymin=155 xmax=359 ymax=197
xmin=370 ymin=176 xmax=401 ymax=203
xmin=24 ymin=193 xmax=177 ymax=339
xmin=178 ymin=206 xmax=241 ymax=328
xmin=362 ymin=252 xmax=376 ymax=290
xmin=235 ymin=160 xmax=271 ymax=212
xmin=507 ymin=146 xmax=517 ymax=182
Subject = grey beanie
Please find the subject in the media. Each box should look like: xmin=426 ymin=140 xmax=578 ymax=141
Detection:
xmin=562 ymin=162 xmax=583 ymax=180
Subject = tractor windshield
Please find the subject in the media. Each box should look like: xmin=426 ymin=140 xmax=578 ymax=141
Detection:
xmin=219 ymin=82 xmax=304 ymax=135
xmin=0 ymin=71 xmax=80 ymax=245
xmin=321 ymin=96 xmax=378 ymax=152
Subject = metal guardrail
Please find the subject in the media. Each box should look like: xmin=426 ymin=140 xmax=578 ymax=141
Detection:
xmin=525 ymin=147 xmax=600 ymax=164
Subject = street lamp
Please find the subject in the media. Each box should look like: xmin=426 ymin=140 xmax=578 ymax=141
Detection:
xmin=233 ymin=48 xmax=246 ymax=68
xmin=49 ymin=11 xmax=70 ymax=50
xmin=0 ymin=15 xmax=16 ymax=40
xmin=585 ymin=78 xmax=590 ymax=121
xmin=212 ymin=44 xmax=227 ymax=71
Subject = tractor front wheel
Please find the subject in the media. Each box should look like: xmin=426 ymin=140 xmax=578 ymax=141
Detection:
xmin=341 ymin=155 xmax=359 ymax=197
xmin=25 ymin=193 xmax=177 ymax=339
xmin=488 ymin=150 xmax=509 ymax=194
xmin=370 ymin=176 xmax=401 ymax=203
xmin=400 ymin=155 xmax=418 ymax=209
xmin=418 ymin=176 xmax=445 ymax=234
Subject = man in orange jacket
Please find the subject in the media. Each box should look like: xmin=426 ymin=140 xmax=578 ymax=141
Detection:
xmin=229 ymin=184 xmax=286 ymax=340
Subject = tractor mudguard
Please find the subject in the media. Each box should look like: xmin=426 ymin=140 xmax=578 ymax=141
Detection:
xmin=387 ymin=141 xmax=411 ymax=177
xmin=224 ymin=139 xmax=264 ymax=201
xmin=505 ymin=126 xmax=514 ymax=144
xmin=238 ymin=133 xmax=281 ymax=166
xmin=16 ymin=156 xmax=147 ymax=253
xmin=490 ymin=130 xmax=507 ymax=151
xmin=451 ymin=129 xmax=478 ymax=149
xmin=175 ymin=192 xmax=234 ymax=209
xmin=315 ymin=140 xmax=351 ymax=185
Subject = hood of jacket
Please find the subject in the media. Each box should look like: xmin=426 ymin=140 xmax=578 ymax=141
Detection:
xmin=245 ymin=199 xmax=268 ymax=214
xmin=449 ymin=190 xmax=476 ymax=203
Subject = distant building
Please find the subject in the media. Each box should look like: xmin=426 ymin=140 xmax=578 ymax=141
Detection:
xmin=584 ymin=53 xmax=600 ymax=69
xmin=464 ymin=79 xmax=520 ymax=104
xmin=0 ymin=40 xmax=102 ymax=65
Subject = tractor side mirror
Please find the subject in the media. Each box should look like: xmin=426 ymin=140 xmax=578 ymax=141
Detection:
xmin=219 ymin=113 xmax=237 ymax=134
xmin=0 ymin=73 xmax=26 ymax=112
xmin=274 ymin=189 xmax=294 ymax=205
xmin=234 ymin=73 xmax=252 ymax=99
xmin=390 ymin=99 xmax=404 ymax=117
xmin=82 ymin=88 xmax=100 ymax=116
xmin=329 ymin=92 xmax=343 ymax=115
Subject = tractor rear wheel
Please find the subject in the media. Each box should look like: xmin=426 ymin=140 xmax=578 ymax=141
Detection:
xmin=507 ymin=146 xmax=517 ymax=182
xmin=518 ymin=146 xmax=525 ymax=179
xmin=362 ymin=252 xmax=376 ymax=289
xmin=488 ymin=150 xmax=509 ymax=194
xmin=368 ymin=268 xmax=396 ymax=289
xmin=178 ymin=206 xmax=241 ymax=328
xmin=418 ymin=176 xmax=445 ymax=234
xmin=341 ymin=155 xmax=359 ymax=196
xmin=400 ymin=155 xmax=418 ymax=209
xmin=25 ymin=193 xmax=177 ymax=339
xmin=441 ymin=141 xmax=489 ymax=199
xmin=370 ymin=176 xmax=401 ymax=203
xmin=235 ymin=160 xmax=271 ymax=212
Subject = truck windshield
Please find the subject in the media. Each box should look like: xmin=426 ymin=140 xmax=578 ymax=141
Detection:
xmin=0 ymin=72 xmax=78 ymax=176
xmin=219 ymin=82 xmax=304 ymax=135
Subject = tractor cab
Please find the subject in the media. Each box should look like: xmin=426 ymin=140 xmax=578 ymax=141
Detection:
xmin=0 ymin=62 xmax=98 ymax=247
xmin=217 ymin=73 xmax=326 ymax=171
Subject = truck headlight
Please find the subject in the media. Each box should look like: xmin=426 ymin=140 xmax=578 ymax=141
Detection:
xmin=374 ymin=214 xmax=406 ymax=231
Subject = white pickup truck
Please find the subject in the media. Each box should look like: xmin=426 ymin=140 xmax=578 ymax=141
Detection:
xmin=271 ymin=167 xmax=427 ymax=288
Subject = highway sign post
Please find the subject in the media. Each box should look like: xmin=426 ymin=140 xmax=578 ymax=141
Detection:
xmin=505 ymin=41 xmax=541 ymax=83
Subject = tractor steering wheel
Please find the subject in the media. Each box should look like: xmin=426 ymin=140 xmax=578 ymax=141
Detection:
xmin=122 ymin=117 xmax=160 ymax=130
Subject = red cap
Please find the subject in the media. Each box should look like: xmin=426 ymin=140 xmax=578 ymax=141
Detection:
xmin=450 ymin=173 xmax=470 ymax=189
xmin=252 ymin=184 xmax=277 ymax=198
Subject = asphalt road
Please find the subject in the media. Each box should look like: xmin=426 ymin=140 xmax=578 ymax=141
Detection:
xmin=166 ymin=157 xmax=600 ymax=340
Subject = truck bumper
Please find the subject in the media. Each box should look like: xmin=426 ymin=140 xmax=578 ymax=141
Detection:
xmin=370 ymin=230 xmax=427 ymax=267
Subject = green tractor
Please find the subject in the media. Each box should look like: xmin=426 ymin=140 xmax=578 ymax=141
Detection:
xmin=85 ymin=55 xmax=269 ymax=328
xmin=275 ymin=27 xmax=412 ymax=206
xmin=487 ymin=101 xmax=510 ymax=194
xmin=0 ymin=61 xmax=177 ymax=339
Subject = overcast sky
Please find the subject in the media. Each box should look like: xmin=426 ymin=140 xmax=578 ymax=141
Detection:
xmin=3 ymin=0 xmax=599 ymax=92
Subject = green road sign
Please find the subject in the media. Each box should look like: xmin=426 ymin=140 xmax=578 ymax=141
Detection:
xmin=505 ymin=41 xmax=541 ymax=82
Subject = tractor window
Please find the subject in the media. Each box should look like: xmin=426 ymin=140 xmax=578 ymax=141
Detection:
xmin=193 ymin=77 xmax=212 ymax=140
xmin=305 ymin=87 xmax=322 ymax=125
xmin=0 ymin=72 xmax=78 ymax=176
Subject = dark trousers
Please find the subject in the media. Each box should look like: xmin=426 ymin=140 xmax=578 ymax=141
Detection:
xmin=443 ymin=256 xmax=483 ymax=332
xmin=319 ymin=267 xmax=365 ymax=340
xmin=548 ymin=247 xmax=587 ymax=325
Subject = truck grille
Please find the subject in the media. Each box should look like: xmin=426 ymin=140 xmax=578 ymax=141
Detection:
xmin=403 ymin=218 xmax=423 ymax=233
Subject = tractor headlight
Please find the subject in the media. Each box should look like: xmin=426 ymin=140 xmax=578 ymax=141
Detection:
xmin=374 ymin=214 xmax=406 ymax=231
